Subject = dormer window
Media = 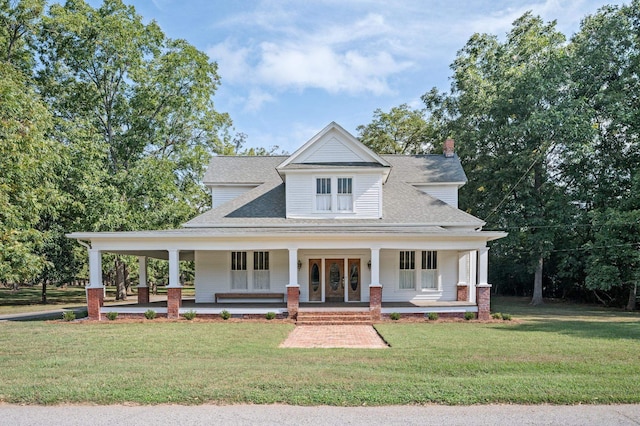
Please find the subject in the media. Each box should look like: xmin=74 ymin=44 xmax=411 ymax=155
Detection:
xmin=315 ymin=177 xmax=353 ymax=213
xmin=337 ymin=178 xmax=353 ymax=211
xmin=316 ymin=178 xmax=332 ymax=211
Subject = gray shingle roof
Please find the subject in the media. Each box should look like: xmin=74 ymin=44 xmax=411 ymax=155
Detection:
xmin=185 ymin=153 xmax=482 ymax=228
xmin=203 ymin=156 xmax=285 ymax=184
xmin=382 ymin=154 xmax=468 ymax=184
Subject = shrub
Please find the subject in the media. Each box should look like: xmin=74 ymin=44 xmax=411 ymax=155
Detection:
xmin=265 ymin=312 xmax=276 ymax=320
xmin=427 ymin=312 xmax=438 ymax=321
xmin=502 ymin=313 xmax=512 ymax=321
xmin=62 ymin=311 xmax=76 ymax=321
xmin=106 ymin=312 xmax=118 ymax=321
xmin=144 ymin=309 xmax=157 ymax=320
xmin=220 ymin=309 xmax=231 ymax=320
xmin=389 ymin=312 xmax=401 ymax=321
xmin=464 ymin=312 xmax=475 ymax=321
xmin=183 ymin=310 xmax=197 ymax=320
xmin=491 ymin=312 xmax=503 ymax=320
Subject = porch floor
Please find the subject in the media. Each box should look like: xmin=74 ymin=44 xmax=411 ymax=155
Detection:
xmin=100 ymin=297 xmax=477 ymax=315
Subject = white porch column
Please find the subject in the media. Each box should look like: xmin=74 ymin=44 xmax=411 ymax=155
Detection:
xmin=137 ymin=256 xmax=148 ymax=287
xmin=457 ymin=251 xmax=469 ymax=286
xmin=370 ymin=248 xmax=381 ymax=287
xmin=89 ymin=249 xmax=103 ymax=288
xmin=167 ymin=249 xmax=181 ymax=288
xmin=286 ymin=247 xmax=300 ymax=319
xmin=287 ymin=248 xmax=299 ymax=287
xmin=469 ymin=250 xmax=477 ymax=303
xmin=478 ymin=247 xmax=489 ymax=286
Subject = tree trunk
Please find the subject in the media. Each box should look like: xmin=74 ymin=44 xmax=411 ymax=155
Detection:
xmin=124 ymin=264 xmax=130 ymax=296
xmin=627 ymin=282 xmax=637 ymax=311
xmin=530 ymin=255 xmax=544 ymax=305
xmin=41 ymin=280 xmax=47 ymax=304
xmin=115 ymin=257 xmax=127 ymax=301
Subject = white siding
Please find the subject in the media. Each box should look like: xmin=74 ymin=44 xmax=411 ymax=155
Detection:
xmin=286 ymin=173 xmax=382 ymax=219
xmin=285 ymin=174 xmax=313 ymax=217
xmin=195 ymin=250 xmax=288 ymax=303
xmin=211 ymin=186 xmax=256 ymax=208
xmin=380 ymin=250 xmax=457 ymax=302
xmin=354 ymin=174 xmax=382 ymax=218
xmin=296 ymin=137 xmax=364 ymax=163
xmin=414 ymin=184 xmax=459 ymax=207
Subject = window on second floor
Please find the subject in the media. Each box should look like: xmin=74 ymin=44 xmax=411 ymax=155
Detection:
xmin=337 ymin=177 xmax=353 ymax=211
xmin=316 ymin=178 xmax=331 ymax=211
xmin=315 ymin=177 xmax=353 ymax=213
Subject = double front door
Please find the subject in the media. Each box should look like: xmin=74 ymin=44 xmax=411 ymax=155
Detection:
xmin=308 ymin=258 xmax=361 ymax=302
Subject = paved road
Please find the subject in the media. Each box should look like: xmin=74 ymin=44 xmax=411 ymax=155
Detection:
xmin=0 ymin=307 xmax=86 ymax=322
xmin=1 ymin=404 xmax=639 ymax=425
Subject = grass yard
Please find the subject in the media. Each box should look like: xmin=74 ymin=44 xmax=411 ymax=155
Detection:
xmin=0 ymin=298 xmax=639 ymax=406
xmin=0 ymin=286 xmax=87 ymax=315
xmin=0 ymin=285 xmax=195 ymax=315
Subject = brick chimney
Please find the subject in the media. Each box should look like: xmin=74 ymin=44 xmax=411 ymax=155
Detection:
xmin=443 ymin=138 xmax=455 ymax=158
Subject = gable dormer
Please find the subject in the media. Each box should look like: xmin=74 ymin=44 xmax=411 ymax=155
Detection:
xmin=277 ymin=122 xmax=390 ymax=219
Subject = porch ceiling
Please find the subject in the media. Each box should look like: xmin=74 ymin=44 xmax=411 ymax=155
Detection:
xmin=103 ymin=250 xmax=194 ymax=261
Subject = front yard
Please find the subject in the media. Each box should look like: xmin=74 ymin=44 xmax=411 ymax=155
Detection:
xmin=0 ymin=298 xmax=638 ymax=405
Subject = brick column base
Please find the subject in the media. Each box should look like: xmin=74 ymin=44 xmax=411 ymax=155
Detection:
xmin=86 ymin=287 xmax=104 ymax=321
xmin=287 ymin=286 xmax=300 ymax=320
xmin=369 ymin=285 xmax=382 ymax=321
xmin=167 ymin=287 xmax=182 ymax=319
xmin=137 ymin=286 xmax=149 ymax=304
xmin=457 ymin=284 xmax=468 ymax=301
xmin=476 ymin=284 xmax=492 ymax=320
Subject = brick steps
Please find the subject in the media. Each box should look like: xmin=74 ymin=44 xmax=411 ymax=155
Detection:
xmin=296 ymin=310 xmax=372 ymax=325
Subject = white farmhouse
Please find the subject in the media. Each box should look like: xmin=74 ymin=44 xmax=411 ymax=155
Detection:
xmin=68 ymin=122 xmax=506 ymax=321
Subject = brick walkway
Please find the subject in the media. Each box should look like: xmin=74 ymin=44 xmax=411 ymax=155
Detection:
xmin=279 ymin=325 xmax=388 ymax=348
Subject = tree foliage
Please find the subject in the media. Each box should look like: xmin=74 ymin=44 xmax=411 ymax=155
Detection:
xmin=0 ymin=0 xmax=234 ymax=297
xmin=0 ymin=62 xmax=58 ymax=286
xmin=356 ymin=104 xmax=436 ymax=154
xmin=360 ymin=4 xmax=640 ymax=308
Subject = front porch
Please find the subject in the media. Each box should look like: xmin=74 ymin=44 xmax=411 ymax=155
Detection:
xmin=96 ymin=296 xmax=480 ymax=320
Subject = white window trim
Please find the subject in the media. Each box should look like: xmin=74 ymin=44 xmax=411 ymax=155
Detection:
xmin=397 ymin=250 xmax=442 ymax=292
xmin=230 ymin=251 xmax=271 ymax=291
xmin=398 ymin=250 xmax=416 ymax=291
xmin=313 ymin=176 xmax=355 ymax=214
xmin=421 ymin=250 xmax=440 ymax=292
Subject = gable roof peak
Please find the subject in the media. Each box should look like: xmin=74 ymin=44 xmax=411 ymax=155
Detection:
xmin=277 ymin=122 xmax=390 ymax=170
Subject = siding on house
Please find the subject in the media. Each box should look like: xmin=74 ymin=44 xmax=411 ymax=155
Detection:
xmin=379 ymin=250 xmax=457 ymax=302
xmin=285 ymin=172 xmax=383 ymax=218
xmin=194 ymin=250 xmax=288 ymax=303
xmin=211 ymin=185 xmax=257 ymax=208
xmin=413 ymin=184 xmax=459 ymax=208
xmin=294 ymin=136 xmax=364 ymax=164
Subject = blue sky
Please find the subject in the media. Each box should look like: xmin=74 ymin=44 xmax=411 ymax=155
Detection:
xmin=95 ymin=0 xmax=622 ymax=153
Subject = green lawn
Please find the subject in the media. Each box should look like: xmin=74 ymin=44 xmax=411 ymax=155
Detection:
xmin=0 ymin=298 xmax=639 ymax=405
xmin=0 ymin=285 xmax=195 ymax=315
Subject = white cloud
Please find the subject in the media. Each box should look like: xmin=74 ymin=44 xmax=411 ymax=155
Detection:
xmin=244 ymin=89 xmax=275 ymax=112
xmin=207 ymin=40 xmax=252 ymax=85
xmin=256 ymin=42 xmax=410 ymax=95
xmin=207 ymin=7 xmax=413 ymax=109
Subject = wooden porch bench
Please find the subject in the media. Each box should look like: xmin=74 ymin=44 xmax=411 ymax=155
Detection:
xmin=215 ymin=292 xmax=285 ymax=303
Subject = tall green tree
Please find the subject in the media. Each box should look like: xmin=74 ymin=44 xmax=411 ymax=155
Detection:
xmin=0 ymin=62 xmax=58 ymax=288
xmin=571 ymin=1 xmax=640 ymax=309
xmin=421 ymin=13 xmax=592 ymax=304
xmin=37 ymin=0 xmax=234 ymax=298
